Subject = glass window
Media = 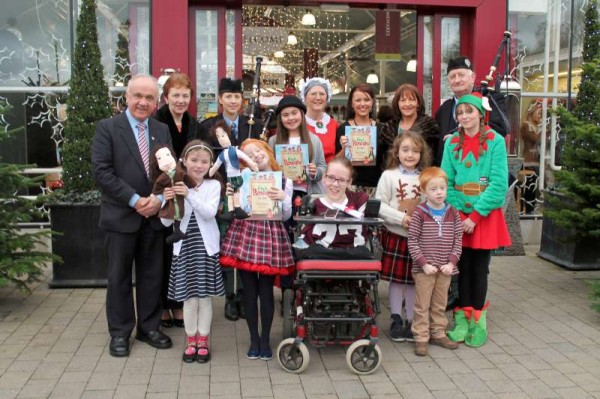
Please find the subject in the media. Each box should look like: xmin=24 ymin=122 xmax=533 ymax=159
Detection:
xmin=0 ymin=0 xmax=150 ymax=187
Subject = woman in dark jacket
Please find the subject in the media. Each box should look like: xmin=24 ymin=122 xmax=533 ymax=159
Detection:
xmin=387 ymin=84 xmax=439 ymax=160
xmin=154 ymin=72 xmax=199 ymax=327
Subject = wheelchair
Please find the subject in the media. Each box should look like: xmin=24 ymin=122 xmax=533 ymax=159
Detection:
xmin=276 ymin=196 xmax=384 ymax=375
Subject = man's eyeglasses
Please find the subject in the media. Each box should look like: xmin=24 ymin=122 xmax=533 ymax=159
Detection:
xmin=324 ymin=174 xmax=350 ymax=185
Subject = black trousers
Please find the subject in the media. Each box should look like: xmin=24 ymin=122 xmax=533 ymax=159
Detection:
xmin=105 ymin=221 xmax=164 ymax=337
xmin=239 ymin=270 xmax=275 ymax=349
xmin=457 ymin=247 xmax=491 ymax=310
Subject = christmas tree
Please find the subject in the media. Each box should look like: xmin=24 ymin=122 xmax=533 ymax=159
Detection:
xmin=113 ymin=22 xmax=131 ymax=87
xmin=546 ymin=0 xmax=600 ymax=239
xmin=0 ymin=105 xmax=60 ymax=291
xmin=60 ymin=0 xmax=112 ymax=200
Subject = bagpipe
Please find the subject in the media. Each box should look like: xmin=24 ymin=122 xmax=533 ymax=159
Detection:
xmin=246 ymin=56 xmax=263 ymax=139
xmin=473 ymin=31 xmax=512 ymax=134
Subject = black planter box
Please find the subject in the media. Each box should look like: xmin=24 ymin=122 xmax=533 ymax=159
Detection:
xmin=538 ymin=192 xmax=600 ymax=270
xmin=49 ymin=204 xmax=108 ymax=287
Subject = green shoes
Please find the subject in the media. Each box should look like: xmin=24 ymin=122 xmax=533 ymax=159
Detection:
xmin=447 ymin=307 xmax=472 ymax=343
xmin=464 ymin=302 xmax=490 ymax=348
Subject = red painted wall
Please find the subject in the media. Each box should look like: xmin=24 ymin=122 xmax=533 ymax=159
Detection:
xmin=151 ymin=0 xmax=190 ymax=77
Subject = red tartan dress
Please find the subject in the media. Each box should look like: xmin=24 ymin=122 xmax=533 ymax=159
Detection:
xmin=220 ymin=219 xmax=295 ymax=275
xmin=375 ymin=168 xmax=421 ymax=284
xmin=303 ymin=191 xmax=369 ymax=248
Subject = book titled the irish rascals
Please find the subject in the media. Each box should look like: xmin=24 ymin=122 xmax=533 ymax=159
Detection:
xmin=239 ymin=169 xmax=283 ymax=221
xmin=344 ymin=126 xmax=377 ymax=166
xmin=275 ymin=144 xmax=309 ymax=181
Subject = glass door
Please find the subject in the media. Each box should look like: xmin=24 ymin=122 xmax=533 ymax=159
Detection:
xmin=418 ymin=13 xmax=464 ymax=115
xmin=189 ymin=7 xmax=242 ymax=121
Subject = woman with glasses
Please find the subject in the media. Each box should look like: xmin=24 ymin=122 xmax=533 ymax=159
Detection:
xmin=299 ymin=157 xmax=372 ymax=260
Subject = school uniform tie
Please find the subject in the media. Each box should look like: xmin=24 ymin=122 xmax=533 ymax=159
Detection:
xmin=137 ymin=122 xmax=150 ymax=176
xmin=231 ymin=122 xmax=238 ymax=140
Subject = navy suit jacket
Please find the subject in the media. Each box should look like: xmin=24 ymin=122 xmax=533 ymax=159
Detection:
xmin=92 ymin=111 xmax=172 ymax=233
xmin=198 ymin=114 xmax=263 ymax=149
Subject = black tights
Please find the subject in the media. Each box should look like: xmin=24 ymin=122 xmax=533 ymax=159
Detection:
xmin=457 ymin=248 xmax=491 ymax=310
xmin=239 ymin=270 xmax=275 ymax=350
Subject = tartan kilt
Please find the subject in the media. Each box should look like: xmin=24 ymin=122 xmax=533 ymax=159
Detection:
xmin=220 ymin=219 xmax=295 ymax=275
xmin=380 ymin=227 xmax=414 ymax=284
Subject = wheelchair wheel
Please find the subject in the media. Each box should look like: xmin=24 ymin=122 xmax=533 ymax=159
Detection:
xmin=345 ymin=339 xmax=382 ymax=375
xmin=282 ymin=289 xmax=295 ymax=339
xmin=277 ymin=338 xmax=310 ymax=374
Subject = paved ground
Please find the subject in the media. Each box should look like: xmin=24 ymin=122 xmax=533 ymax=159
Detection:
xmin=0 ymin=246 xmax=599 ymax=398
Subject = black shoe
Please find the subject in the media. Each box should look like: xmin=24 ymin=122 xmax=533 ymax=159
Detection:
xmin=236 ymin=290 xmax=246 ymax=319
xmin=160 ymin=317 xmax=174 ymax=328
xmin=404 ymin=321 xmax=415 ymax=342
xmin=390 ymin=314 xmax=405 ymax=342
xmin=135 ymin=330 xmax=173 ymax=349
xmin=109 ymin=336 xmax=130 ymax=357
xmin=173 ymin=318 xmax=184 ymax=328
xmin=224 ymin=294 xmax=239 ymax=321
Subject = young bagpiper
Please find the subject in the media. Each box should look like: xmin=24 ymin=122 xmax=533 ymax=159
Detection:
xmin=161 ymin=140 xmax=225 ymax=363
xmin=441 ymin=93 xmax=511 ymax=347
xmin=407 ymin=167 xmax=463 ymax=356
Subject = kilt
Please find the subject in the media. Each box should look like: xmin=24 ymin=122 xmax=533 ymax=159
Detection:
xmin=380 ymin=227 xmax=414 ymax=284
xmin=220 ymin=219 xmax=295 ymax=275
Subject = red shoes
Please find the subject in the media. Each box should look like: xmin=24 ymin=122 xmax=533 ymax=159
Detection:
xmin=183 ymin=335 xmax=197 ymax=363
xmin=196 ymin=334 xmax=210 ymax=363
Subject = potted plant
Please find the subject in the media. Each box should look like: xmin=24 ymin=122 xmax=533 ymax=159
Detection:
xmin=47 ymin=0 xmax=113 ymax=287
xmin=538 ymin=0 xmax=600 ymax=270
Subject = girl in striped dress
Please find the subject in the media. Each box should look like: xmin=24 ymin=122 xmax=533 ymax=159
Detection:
xmin=162 ymin=140 xmax=225 ymax=363
xmin=375 ymin=131 xmax=432 ymax=342
xmin=220 ymin=139 xmax=295 ymax=361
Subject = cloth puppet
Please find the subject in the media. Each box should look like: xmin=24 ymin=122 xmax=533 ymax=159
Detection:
xmin=152 ymin=145 xmax=196 ymax=244
xmin=208 ymin=121 xmax=258 ymax=220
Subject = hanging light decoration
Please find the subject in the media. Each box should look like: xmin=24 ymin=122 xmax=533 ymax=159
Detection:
xmin=406 ymin=55 xmax=417 ymax=72
xmin=287 ymin=32 xmax=298 ymax=45
xmin=366 ymin=70 xmax=379 ymax=84
xmin=274 ymin=50 xmax=285 ymax=58
xmin=301 ymin=9 xmax=316 ymax=26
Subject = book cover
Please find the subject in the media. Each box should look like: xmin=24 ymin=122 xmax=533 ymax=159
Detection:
xmin=344 ymin=126 xmax=377 ymax=166
xmin=239 ymin=170 xmax=283 ymax=221
xmin=275 ymin=144 xmax=309 ymax=181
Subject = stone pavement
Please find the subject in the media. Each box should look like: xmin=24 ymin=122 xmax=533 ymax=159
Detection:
xmin=0 ymin=247 xmax=599 ymax=399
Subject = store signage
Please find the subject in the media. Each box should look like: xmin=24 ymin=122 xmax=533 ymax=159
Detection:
xmin=243 ymin=27 xmax=287 ymax=55
xmin=375 ymin=10 xmax=401 ymax=61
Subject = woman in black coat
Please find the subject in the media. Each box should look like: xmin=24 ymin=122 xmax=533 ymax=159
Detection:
xmin=154 ymin=72 xmax=199 ymax=327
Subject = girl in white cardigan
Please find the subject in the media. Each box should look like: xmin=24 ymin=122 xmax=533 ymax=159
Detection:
xmin=162 ymin=140 xmax=224 ymax=364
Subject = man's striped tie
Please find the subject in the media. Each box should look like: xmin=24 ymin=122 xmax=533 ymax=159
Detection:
xmin=137 ymin=122 xmax=150 ymax=176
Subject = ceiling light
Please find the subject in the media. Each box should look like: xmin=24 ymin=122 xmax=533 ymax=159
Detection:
xmin=319 ymin=4 xmax=350 ymax=12
xmin=274 ymin=50 xmax=285 ymax=58
xmin=406 ymin=55 xmax=417 ymax=72
xmin=366 ymin=70 xmax=379 ymax=84
xmin=287 ymin=32 xmax=297 ymax=46
xmin=301 ymin=10 xmax=316 ymax=26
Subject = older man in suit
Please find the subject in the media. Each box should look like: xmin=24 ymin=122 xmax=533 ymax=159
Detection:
xmin=92 ymin=74 xmax=173 ymax=357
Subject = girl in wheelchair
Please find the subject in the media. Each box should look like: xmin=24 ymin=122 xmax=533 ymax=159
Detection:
xmin=296 ymin=157 xmax=373 ymax=260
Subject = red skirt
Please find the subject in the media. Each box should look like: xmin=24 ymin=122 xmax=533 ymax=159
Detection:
xmin=461 ymin=208 xmax=511 ymax=250
xmin=380 ymin=227 xmax=414 ymax=284
xmin=220 ymin=219 xmax=295 ymax=275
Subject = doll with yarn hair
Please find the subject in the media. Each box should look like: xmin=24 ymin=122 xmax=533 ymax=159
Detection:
xmin=208 ymin=121 xmax=258 ymax=220
xmin=152 ymin=145 xmax=196 ymax=244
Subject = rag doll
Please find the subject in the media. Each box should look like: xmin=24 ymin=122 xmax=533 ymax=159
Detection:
xmin=208 ymin=121 xmax=258 ymax=220
xmin=152 ymin=145 xmax=196 ymax=244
